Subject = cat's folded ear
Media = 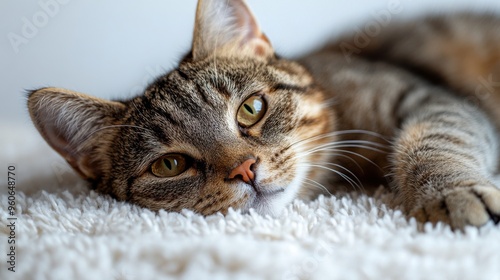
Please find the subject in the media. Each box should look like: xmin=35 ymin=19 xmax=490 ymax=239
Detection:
xmin=192 ymin=0 xmax=273 ymax=60
xmin=28 ymin=87 xmax=126 ymax=180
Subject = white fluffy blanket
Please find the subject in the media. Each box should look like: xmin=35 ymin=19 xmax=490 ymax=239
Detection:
xmin=1 ymin=124 xmax=500 ymax=280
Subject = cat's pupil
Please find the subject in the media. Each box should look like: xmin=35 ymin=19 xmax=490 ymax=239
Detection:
xmin=244 ymin=104 xmax=254 ymax=115
xmin=150 ymin=154 xmax=187 ymax=178
xmin=164 ymin=159 xmax=173 ymax=170
xmin=236 ymin=95 xmax=267 ymax=128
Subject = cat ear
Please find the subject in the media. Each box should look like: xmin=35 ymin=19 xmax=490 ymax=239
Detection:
xmin=28 ymin=87 xmax=126 ymax=180
xmin=192 ymin=0 xmax=273 ymax=60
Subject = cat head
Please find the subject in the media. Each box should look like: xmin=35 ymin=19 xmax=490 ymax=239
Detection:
xmin=28 ymin=0 xmax=335 ymax=216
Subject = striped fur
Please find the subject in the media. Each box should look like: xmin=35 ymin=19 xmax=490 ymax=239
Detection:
xmin=303 ymin=13 xmax=500 ymax=229
xmin=28 ymin=1 xmax=500 ymax=229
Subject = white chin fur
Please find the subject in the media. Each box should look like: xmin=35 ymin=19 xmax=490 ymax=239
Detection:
xmin=246 ymin=165 xmax=309 ymax=217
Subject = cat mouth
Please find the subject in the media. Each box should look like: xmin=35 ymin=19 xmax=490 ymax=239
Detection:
xmin=249 ymin=180 xmax=285 ymax=199
xmin=256 ymin=188 xmax=285 ymax=197
xmin=245 ymin=183 xmax=286 ymax=215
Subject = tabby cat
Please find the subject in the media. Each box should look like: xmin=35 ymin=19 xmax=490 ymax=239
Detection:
xmin=28 ymin=0 xmax=500 ymax=229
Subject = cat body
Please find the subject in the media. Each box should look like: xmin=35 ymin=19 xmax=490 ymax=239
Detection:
xmin=28 ymin=0 xmax=500 ymax=229
xmin=306 ymin=14 xmax=500 ymax=227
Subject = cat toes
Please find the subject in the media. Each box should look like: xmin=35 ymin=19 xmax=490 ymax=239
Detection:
xmin=445 ymin=185 xmax=500 ymax=228
xmin=410 ymin=185 xmax=500 ymax=229
xmin=471 ymin=185 xmax=500 ymax=224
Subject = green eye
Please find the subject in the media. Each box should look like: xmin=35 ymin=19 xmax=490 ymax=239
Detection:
xmin=151 ymin=154 xmax=188 ymax=177
xmin=237 ymin=95 xmax=267 ymax=128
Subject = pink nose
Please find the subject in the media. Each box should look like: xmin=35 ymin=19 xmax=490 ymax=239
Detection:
xmin=228 ymin=158 xmax=256 ymax=183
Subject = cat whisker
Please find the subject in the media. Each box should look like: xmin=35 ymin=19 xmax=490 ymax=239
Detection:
xmin=304 ymin=140 xmax=390 ymax=152
xmin=333 ymin=139 xmax=389 ymax=148
xmin=316 ymin=144 xmax=387 ymax=154
xmin=308 ymin=161 xmax=363 ymax=189
xmin=295 ymin=143 xmax=387 ymax=160
xmin=325 ymin=162 xmax=362 ymax=187
xmin=294 ymin=148 xmax=383 ymax=171
xmin=291 ymin=140 xmax=389 ymax=166
xmin=312 ymin=152 xmax=365 ymax=173
xmin=288 ymin=129 xmax=390 ymax=150
xmin=298 ymin=163 xmax=363 ymax=191
xmin=323 ymin=149 xmax=381 ymax=171
xmin=320 ymin=97 xmax=339 ymax=108
xmin=301 ymin=178 xmax=333 ymax=196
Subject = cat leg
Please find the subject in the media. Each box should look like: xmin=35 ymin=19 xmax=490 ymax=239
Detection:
xmin=392 ymin=90 xmax=500 ymax=229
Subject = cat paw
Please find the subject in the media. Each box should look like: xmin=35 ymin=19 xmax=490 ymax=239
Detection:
xmin=410 ymin=185 xmax=500 ymax=229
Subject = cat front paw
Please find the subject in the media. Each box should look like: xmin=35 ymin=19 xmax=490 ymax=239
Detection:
xmin=410 ymin=185 xmax=500 ymax=229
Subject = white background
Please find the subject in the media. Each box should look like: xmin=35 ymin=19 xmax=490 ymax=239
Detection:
xmin=2 ymin=0 xmax=500 ymax=126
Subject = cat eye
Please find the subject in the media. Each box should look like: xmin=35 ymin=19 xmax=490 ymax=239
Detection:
xmin=237 ymin=95 xmax=267 ymax=128
xmin=151 ymin=154 xmax=189 ymax=177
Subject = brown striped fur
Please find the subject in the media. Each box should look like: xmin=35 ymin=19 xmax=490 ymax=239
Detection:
xmin=28 ymin=1 xmax=500 ymax=229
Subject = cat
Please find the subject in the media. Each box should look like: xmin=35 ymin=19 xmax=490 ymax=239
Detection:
xmin=27 ymin=0 xmax=500 ymax=230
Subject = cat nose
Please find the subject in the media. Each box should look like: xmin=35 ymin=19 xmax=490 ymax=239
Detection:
xmin=228 ymin=158 xmax=257 ymax=183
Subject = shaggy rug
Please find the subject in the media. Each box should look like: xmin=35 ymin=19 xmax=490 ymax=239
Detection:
xmin=1 ymin=124 xmax=500 ymax=280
